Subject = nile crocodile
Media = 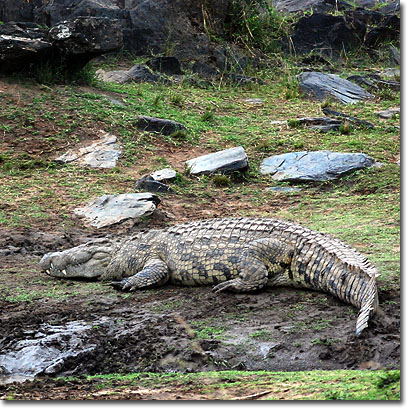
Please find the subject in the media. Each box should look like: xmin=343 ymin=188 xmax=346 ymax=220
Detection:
xmin=39 ymin=217 xmax=379 ymax=336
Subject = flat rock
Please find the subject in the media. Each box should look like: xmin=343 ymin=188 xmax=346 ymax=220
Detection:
xmin=96 ymin=63 xmax=160 ymax=84
xmin=151 ymin=168 xmax=177 ymax=181
xmin=376 ymin=107 xmax=400 ymax=119
xmin=136 ymin=116 xmax=187 ymax=136
xmin=298 ymin=72 xmax=375 ymax=104
xmin=74 ymin=193 xmax=160 ymax=228
xmin=186 ymin=146 xmax=248 ymax=175
xmin=260 ymin=151 xmax=375 ymax=182
xmin=266 ymin=187 xmax=301 ymax=193
xmin=55 ymin=131 xmax=121 ymax=168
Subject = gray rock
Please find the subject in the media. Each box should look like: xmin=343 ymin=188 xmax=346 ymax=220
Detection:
xmin=96 ymin=63 xmax=160 ymax=84
xmin=135 ymin=176 xmax=175 ymax=194
xmin=243 ymin=98 xmax=264 ymax=105
xmin=382 ymin=68 xmax=400 ymax=78
xmin=151 ymin=168 xmax=177 ymax=182
xmin=186 ymin=146 xmax=248 ymax=175
xmin=294 ymin=117 xmax=342 ymax=132
xmin=274 ymin=0 xmax=336 ymax=13
xmin=136 ymin=116 xmax=187 ymax=136
xmin=74 ymin=193 xmax=160 ymax=228
xmin=298 ymin=72 xmax=375 ymax=104
xmin=266 ymin=187 xmax=301 ymax=193
xmin=260 ymin=151 xmax=375 ymax=182
xmin=54 ymin=131 xmax=121 ymax=168
xmin=376 ymin=107 xmax=400 ymax=119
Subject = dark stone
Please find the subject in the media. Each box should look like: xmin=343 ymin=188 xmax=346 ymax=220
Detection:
xmin=135 ymin=176 xmax=175 ymax=194
xmin=0 ymin=0 xmax=233 ymax=71
xmin=0 ymin=17 xmax=122 ymax=74
xmin=298 ymin=72 xmax=375 ymax=104
xmin=48 ymin=17 xmax=123 ymax=69
xmin=146 ymin=56 xmax=183 ymax=75
xmin=288 ymin=13 xmax=363 ymax=56
xmin=0 ymin=25 xmax=52 ymax=73
xmin=322 ymin=108 xmax=375 ymax=128
xmin=135 ymin=116 xmax=187 ymax=136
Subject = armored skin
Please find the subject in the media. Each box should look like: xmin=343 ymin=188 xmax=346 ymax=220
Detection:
xmin=39 ymin=217 xmax=379 ymax=336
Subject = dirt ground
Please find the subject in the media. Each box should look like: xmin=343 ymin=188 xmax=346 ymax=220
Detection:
xmin=0 ymin=224 xmax=401 ymax=399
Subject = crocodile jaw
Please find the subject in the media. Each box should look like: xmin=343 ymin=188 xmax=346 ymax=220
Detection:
xmin=39 ymin=239 xmax=114 ymax=279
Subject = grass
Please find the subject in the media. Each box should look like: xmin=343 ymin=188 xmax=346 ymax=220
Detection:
xmin=52 ymin=369 xmax=400 ymax=400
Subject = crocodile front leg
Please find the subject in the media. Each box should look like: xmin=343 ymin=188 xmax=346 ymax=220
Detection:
xmin=111 ymin=258 xmax=169 ymax=291
xmin=213 ymin=238 xmax=293 ymax=293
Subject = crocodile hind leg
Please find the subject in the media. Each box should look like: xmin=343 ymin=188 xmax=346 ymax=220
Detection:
xmin=111 ymin=258 xmax=169 ymax=291
xmin=213 ymin=238 xmax=293 ymax=293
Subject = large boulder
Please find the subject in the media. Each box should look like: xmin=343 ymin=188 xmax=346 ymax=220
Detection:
xmin=0 ymin=17 xmax=122 ymax=73
xmin=260 ymin=151 xmax=375 ymax=182
xmin=48 ymin=17 xmax=123 ymax=68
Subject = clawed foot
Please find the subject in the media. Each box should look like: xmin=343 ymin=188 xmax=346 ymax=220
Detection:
xmin=111 ymin=278 xmax=134 ymax=291
xmin=212 ymin=279 xmax=241 ymax=293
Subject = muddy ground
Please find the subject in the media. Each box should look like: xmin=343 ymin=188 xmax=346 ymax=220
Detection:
xmin=0 ymin=224 xmax=400 ymax=399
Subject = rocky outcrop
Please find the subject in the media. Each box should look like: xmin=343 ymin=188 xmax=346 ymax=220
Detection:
xmin=0 ymin=0 xmax=236 ymax=71
xmin=0 ymin=17 xmax=122 ymax=73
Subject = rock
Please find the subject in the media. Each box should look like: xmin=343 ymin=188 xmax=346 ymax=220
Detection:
xmin=74 ymin=193 xmax=160 ymax=228
xmin=347 ymin=73 xmax=400 ymax=91
xmin=274 ymin=0 xmax=347 ymax=13
xmin=48 ymin=17 xmax=123 ymax=68
xmin=96 ymin=63 xmax=160 ymax=84
xmin=288 ymin=13 xmax=362 ymax=56
xmin=322 ymin=108 xmax=375 ymax=128
xmin=146 ymin=56 xmax=183 ymax=75
xmin=135 ymin=116 xmax=187 ymax=136
xmin=292 ymin=117 xmax=343 ymax=132
xmin=266 ymin=187 xmax=301 ymax=193
xmin=382 ymin=68 xmax=400 ymax=78
xmin=298 ymin=72 xmax=375 ymax=104
xmin=0 ymin=0 xmax=236 ymax=75
xmin=260 ymin=151 xmax=375 ymax=182
xmin=186 ymin=146 xmax=248 ymax=176
xmin=0 ymin=17 xmax=122 ymax=74
xmin=151 ymin=168 xmax=177 ymax=182
xmin=135 ymin=176 xmax=175 ymax=194
xmin=0 ymin=23 xmax=52 ymax=73
xmin=243 ymin=98 xmax=264 ymax=105
xmin=54 ymin=131 xmax=121 ymax=168
xmin=376 ymin=108 xmax=400 ymax=119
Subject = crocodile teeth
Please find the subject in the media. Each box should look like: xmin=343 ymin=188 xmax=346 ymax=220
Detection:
xmin=62 ymin=269 xmax=67 ymax=276
xmin=46 ymin=270 xmax=50 ymax=274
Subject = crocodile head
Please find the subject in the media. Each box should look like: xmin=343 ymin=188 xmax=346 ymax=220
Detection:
xmin=39 ymin=238 xmax=114 ymax=279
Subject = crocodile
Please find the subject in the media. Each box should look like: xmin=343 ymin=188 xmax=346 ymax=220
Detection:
xmin=39 ymin=217 xmax=379 ymax=336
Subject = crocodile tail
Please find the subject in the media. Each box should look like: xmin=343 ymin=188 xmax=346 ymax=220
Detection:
xmin=355 ymin=273 xmax=379 ymax=337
